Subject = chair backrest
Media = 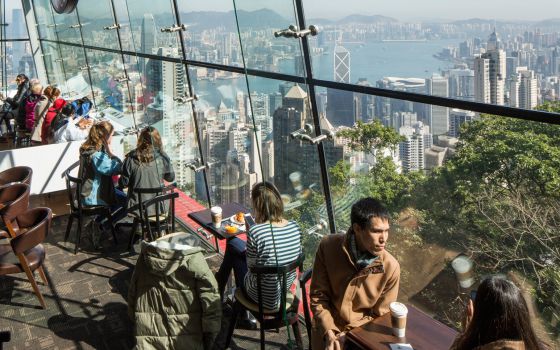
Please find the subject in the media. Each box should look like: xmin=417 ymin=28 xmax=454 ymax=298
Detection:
xmin=63 ymin=161 xmax=82 ymax=213
xmin=0 ymin=183 xmax=30 ymax=232
xmin=10 ymin=207 xmax=52 ymax=255
xmin=251 ymin=253 xmax=305 ymax=319
xmin=136 ymin=186 xmax=178 ymax=241
xmin=0 ymin=166 xmax=33 ymax=187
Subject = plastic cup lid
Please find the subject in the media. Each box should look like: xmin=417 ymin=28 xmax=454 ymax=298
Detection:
xmin=389 ymin=302 xmax=408 ymax=316
xmin=452 ymin=255 xmax=473 ymax=273
xmin=210 ymin=206 xmax=222 ymax=214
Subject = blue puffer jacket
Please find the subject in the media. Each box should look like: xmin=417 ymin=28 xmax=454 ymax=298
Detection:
xmin=79 ymin=147 xmax=122 ymax=206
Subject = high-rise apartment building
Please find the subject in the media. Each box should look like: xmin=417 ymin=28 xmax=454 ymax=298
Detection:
xmin=399 ymin=121 xmax=431 ymax=172
xmin=427 ymin=75 xmax=450 ymax=135
xmin=449 ymin=109 xmax=477 ymax=138
xmin=474 ymin=55 xmax=491 ymax=103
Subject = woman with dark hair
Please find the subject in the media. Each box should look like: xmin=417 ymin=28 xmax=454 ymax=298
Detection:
xmin=451 ymin=276 xmax=548 ymax=350
xmin=215 ymin=181 xmax=302 ymax=310
xmin=0 ymin=74 xmax=29 ymax=135
xmin=119 ymin=126 xmax=175 ymax=215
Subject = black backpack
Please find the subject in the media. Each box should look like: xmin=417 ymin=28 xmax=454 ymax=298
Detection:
xmin=50 ymin=111 xmax=68 ymax=133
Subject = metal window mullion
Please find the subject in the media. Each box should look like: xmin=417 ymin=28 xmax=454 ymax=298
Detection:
xmin=294 ymin=0 xmax=337 ymax=234
xmin=171 ymin=0 xmax=213 ymax=209
xmin=108 ymin=0 xmax=138 ymax=129
xmin=74 ymin=7 xmax=96 ymax=108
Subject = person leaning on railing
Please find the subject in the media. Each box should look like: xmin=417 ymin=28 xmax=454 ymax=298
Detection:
xmin=450 ymin=276 xmax=550 ymax=350
xmin=310 ymin=198 xmax=400 ymax=350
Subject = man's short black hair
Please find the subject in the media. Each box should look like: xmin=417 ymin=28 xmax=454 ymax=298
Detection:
xmin=350 ymin=198 xmax=389 ymax=229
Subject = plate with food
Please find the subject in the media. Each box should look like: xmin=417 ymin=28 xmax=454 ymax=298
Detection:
xmin=229 ymin=212 xmax=246 ymax=225
xmin=222 ymin=224 xmax=241 ymax=237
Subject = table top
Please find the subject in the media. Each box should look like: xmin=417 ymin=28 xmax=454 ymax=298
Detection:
xmin=347 ymin=305 xmax=458 ymax=350
xmin=188 ymin=202 xmax=250 ymax=240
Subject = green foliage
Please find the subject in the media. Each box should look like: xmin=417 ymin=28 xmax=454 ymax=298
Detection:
xmin=336 ymin=120 xmax=404 ymax=157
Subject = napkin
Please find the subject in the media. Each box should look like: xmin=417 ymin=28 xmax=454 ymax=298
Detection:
xmin=389 ymin=344 xmax=414 ymax=350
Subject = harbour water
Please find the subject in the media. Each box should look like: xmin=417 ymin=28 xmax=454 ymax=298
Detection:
xmin=194 ymin=39 xmax=459 ymax=108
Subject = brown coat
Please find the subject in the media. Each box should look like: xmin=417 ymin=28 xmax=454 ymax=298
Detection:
xmin=310 ymin=232 xmax=400 ymax=350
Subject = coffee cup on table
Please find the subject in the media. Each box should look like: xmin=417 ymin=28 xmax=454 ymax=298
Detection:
xmin=210 ymin=206 xmax=222 ymax=228
xmin=389 ymin=302 xmax=408 ymax=338
xmin=451 ymin=255 xmax=475 ymax=289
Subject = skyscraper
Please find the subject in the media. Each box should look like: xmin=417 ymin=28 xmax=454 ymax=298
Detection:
xmin=474 ymin=56 xmax=491 ymax=103
xmin=399 ymin=122 xmax=431 ymax=172
xmin=427 ymin=75 xmax=449 ymax=135
xmin=518 ymin=69 xmax=538 ymax=110
xmin=140 ymin=14 xmax=157 ymax=73
xmin=327 ymin=46 xmax=354 ymax=126
xmin=333 ymin=46 xmax=350 ymax=83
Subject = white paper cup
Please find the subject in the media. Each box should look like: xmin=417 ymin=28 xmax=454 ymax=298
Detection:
xmin=389 ymin=302 xmax=408 ymax=338
xmin=289 ymin=171 xmax=303 ymax=192
xmin=210 ymin=206 xmax=222 ymax=228
xmin=451 ymin=255 xmax=474 ymax=288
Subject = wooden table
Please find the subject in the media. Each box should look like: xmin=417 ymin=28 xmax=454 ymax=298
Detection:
xmin=347 ymin=305 xmax=458 ymax=350
xmin=188 ymin=203 xmax=249 ymax=250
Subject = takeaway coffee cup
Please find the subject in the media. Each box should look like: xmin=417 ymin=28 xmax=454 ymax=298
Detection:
xmin=389 ymin=302 xmax=408 ymax=338
xmin=451 ymin=255 xmax=475 ymax=289
xmin=210 ymin=206 xmax=222 ymax=228
xmin=289 ymin=171 xmax=303 ymax=192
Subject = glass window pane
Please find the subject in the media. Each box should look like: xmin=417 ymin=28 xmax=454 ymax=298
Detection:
xmin=77 ymin=0 xmax=120 ymax=50
xmin=58 ymin=43 xmax=92 ymax=100
xmin=302 ymin=0 xmax=558 ymax=111
xmin=245 ymin=75 xmax=327 ymax=268
xmin=233 ymin=0 xmax=306 ymax=76
xmin=4 ymin=0 xmax=28 ymax=40
xmin=175 ymin=0 xmax=242 ymax=67
xmin=124 ymin=0 xmax=180 ymax=57
xmin=33 ymin=0 xmax=57 ymax=41
xmin=41 ymin=41 xmax=66 ymax=89
xmin=52 ymin=7 xmax=82 ymax=43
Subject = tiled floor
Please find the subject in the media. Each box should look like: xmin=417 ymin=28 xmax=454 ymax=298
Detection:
xmin=0 ymin=213 xmax=308 ymax=349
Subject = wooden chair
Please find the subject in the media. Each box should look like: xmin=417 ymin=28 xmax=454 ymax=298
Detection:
xmin=0 ymin=166 xmax=32 ymax=187
xmin=63 ymin=162 xmax=118 ymax=254
xmin=0 ymin=207 xmax=52 ymax=308
xmin=127 ymin=186 xmax=177 ymax=248
xmin=0 ymin=183 xmax=30 ymax=239
xmin=225 ymin=254 xmax=305 ymax=350
xmin=0 ymin=331 xmax=10 ymax=349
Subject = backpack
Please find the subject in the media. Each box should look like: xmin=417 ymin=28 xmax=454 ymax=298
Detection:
xmin=71 ymin=97 xmax=92 ymax=117
xmin=50 ymin=110 xmax=68 ymax=134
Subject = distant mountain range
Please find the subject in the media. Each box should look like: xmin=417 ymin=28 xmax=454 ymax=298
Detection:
xmin=81 ymin=8 xmax=560 ymax=31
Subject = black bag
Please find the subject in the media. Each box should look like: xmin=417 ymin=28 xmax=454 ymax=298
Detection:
xmin=50 ymin=111 xmax=68 ymax=133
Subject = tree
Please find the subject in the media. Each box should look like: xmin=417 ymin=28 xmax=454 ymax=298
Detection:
xmin=336 ymin=120 xmax=404 ymax=158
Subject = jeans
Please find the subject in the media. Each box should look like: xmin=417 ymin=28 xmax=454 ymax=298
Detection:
xmin=215 ymin=237 xmax=248 ymax=299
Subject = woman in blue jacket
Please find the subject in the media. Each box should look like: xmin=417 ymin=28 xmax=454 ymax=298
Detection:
xmin=79 ymin=121 xmax=126 ymax=234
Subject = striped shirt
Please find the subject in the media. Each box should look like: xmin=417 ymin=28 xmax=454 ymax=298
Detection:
xmin=244 ymin=220 xmax=302 ymax=310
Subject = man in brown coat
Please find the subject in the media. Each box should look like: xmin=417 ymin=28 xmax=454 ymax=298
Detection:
xmin=310 ymin=198 xmax=400 ymax=350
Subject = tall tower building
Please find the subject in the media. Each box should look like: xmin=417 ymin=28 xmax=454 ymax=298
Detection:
xmin=327 ymin=46 xmax=354 ymax=127
xmin=333 ymin=46 xmax=350 ymax=83
xmin=474 ymin=56 xmax=491 ymax=103
xmin=140 ymin=14 xmax=157 ymax=73
xmin=273 ymin=85 xmax=317 ymax=193
xmin=427 ymin=75 xmax=449 ymax=135
xmin=481 ymin=30 xmax=506 ymax=105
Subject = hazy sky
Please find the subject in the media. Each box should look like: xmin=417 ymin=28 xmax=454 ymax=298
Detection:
xmin=5 ymin=0 xmax=560 ymax=22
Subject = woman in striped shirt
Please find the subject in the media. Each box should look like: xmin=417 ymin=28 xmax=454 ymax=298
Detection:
xmin=215 ymin=181 xmax=302 ymax=310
